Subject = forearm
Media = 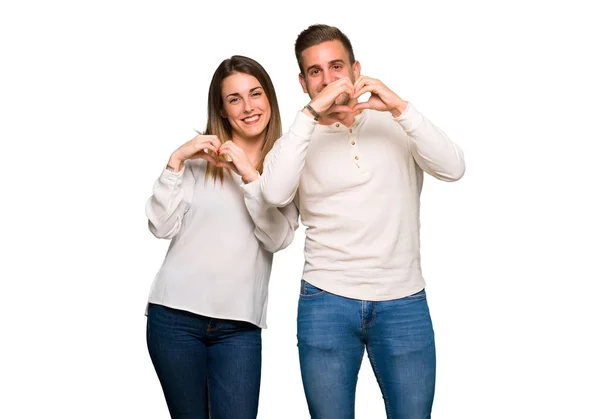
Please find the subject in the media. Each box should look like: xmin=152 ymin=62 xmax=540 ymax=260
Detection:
xmin=242 ymin=180 xmax=299 ymax=253
xmin=145 ymin=165 xmax=194 ymax=239
xmin=395 ymin=103 xmax=465 ymax=181
xmin=260 ymin=111 xmax=316 ymax=206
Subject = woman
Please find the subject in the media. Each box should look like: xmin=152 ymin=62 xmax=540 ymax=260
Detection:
xmin=145 ymin=55 xmax=298 ymax=419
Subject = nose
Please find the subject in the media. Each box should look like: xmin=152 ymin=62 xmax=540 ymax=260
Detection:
xmin=322 ymin=69 xmax=335 ymax=87
xmin=243 ymin=99 xmax=254 ymax=114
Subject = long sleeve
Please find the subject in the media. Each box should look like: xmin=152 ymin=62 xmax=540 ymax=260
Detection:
xmin=260 ymin=111 xmax=317 ymax=207
xmin=241 ymin=178 xmax=299 ymax=253
xmin=394 ymin=102 xmax=465 ymax=181
xmin=145 ymin=164 xmax=196 ymax=239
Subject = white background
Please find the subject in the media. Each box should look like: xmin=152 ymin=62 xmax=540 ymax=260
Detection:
xmin=1 ymin=0 xmax=599 ymax=417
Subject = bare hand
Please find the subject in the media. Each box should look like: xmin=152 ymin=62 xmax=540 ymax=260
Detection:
xmin=216 ymin=141 xmax=258 ymax=183
xmin=168 ymin=134 xmax=222 ymax=172
xmin=308 ymin=77 xmax=356 ymax=116
xmin=352 ymin=76 xmax=407 ymax=117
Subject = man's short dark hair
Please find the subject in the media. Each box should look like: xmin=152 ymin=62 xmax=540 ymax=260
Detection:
xmin=294 ymin=24 xmax=355 ymax=75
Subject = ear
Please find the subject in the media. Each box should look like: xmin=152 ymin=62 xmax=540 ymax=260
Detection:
xmin=299 ymin=73 xmax=308 ymax=94
xmin=220 ymin=109 xmax=227 ymax=118
xmin=352 ymin=60 xmax=361 ymax=80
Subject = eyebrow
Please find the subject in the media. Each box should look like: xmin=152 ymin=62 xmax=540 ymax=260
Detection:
xmin=225 ymin=86 xmax=263 ymax=99
xmin=306 ymin=59 xmax=345 ymax=73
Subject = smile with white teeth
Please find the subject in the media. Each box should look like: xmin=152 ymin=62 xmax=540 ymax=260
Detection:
xmin=243 ymin=115 xmax=260 ymax=124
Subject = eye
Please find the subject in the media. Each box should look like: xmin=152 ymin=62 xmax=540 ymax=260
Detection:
xmin=229 ymin=97 xmax=239 ymax=104
xmin=251 ymin=91 xmax=263 ymax=97
xmin=310 ymin=69 xmax=320 ymax=76
xmin=333 ymin=65 xmax=342 ymax=70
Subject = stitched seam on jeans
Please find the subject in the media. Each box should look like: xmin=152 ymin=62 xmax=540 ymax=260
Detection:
xmin=367 ymin=348 xmax=392 ymax=416
xmin=298 ymin=291 xmax=327 ymax=299
xmin=299 ymin=280 xmax=327 ymax=299
xmin=207 ymin=376 xmax=212 ymax=418
xmin=364 ymin=302 xmax=377 ymax=329
xmin=361 ymin=301 xmax=366 ymax=330
xmin=403 ymin=289 xmax=426 ymax=301
xmin=404 ymin=295 xmax=426 ymax=301
xmin=207 ymin=320 xmax=223 ymax=333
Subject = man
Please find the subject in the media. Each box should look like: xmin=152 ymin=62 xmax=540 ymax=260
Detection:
xmin=260 ymin=24 xmax=465 ymax=418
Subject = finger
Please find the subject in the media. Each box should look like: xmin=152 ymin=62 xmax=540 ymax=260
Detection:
xmin=193 ymin=138 xmax=218 ymax=153
xmin=227 ymin=141 xmax=241 ymax=152
xmin=353 ymin=76 xmax=367 ymax=93
xmin=327 ymin=83 xmax=354 ymax=104
xmin=196 ymin=135 xmax=221 ymax=149
xmin=209 ymin=135 xmax=222 ymax=149
xmin=181 ymin=143 xmax=215 ymax=160
xmin=220 ymin=140 xmax=242 ymax=155
xmin=328 ymin=105 xmax=355 ymax=114
xmin=218 ymin=140 xmax=233 ymax=152
xmin=219 ymin=149 xmax=234 ymax=162
xmin=352 ymin=102 xmax=372 ymax=112
xmin=203 ymin=142 xmax=220 ymax=152
xmin=354 ymin=75 xmax=375 ymax=85
xmin=331 ymin=76 xmax=352 ymax=86
xmin=354 ymin=85 xmax=374 ymax=99
xmin=337 ymin=78 xmax=355 ymax=93
xmin=196 ymin=151 xmax=219 ymax=166
xmin=191 ymin=133 xmax=218 ymax=147
xmin=323 ymin=77 xmax=352 ymax=97
xmin=354 ymin=77 xmax=377 ymax=92
xmin=217 ymin=144 xmax=231 ymax=156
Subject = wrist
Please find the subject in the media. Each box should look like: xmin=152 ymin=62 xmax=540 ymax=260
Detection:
xmin=390 ymin=100 xmax=408 ymax=118
xmin=242 ymin=170 xmax=260 ymax=184
xmin=303 ymin=103 xmax=320 ymax=121
xmin=167 ymin=155 xmax=184 ymax=173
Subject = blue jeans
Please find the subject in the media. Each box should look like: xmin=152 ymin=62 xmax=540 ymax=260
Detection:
xmin=297 ymin=281 xmax=436 ymax=419
xmin=146 ymin=303 xmax=262 ymax=419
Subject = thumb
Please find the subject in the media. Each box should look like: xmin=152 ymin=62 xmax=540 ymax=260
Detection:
xmin=216 ymin=161 xmax=237 ymax=172
xmin=352 ymin=102 xmax=371 ymax=111
xmin=327 ymin=104 xmax=355 ymax=114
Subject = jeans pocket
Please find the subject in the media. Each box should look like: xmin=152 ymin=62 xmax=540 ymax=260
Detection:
xmin=299 ymin=279 xmax=327 ymax=299
xmin=218 ymin=319 xmax=260 ymax=332
xmin=402 ymin=288 xmax=426 ymax=301
xmin=147 ymin=303 xmax=181 ymax=328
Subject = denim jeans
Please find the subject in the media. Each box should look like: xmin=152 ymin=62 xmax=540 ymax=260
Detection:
xmin=146 ymin=303 xmax=262 ymax=419
xmin=297 ymin=280 xmax=436 ymax=419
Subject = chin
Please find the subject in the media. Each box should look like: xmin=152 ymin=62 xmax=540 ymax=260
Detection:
xmin=244 ymin=126 xmax=267 ymax=139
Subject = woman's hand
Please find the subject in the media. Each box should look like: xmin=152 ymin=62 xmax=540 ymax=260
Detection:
xmin=217 ymin=141 xmax=259 ymax=183
xmin=167 ymin=134 xmax=222 ymax=172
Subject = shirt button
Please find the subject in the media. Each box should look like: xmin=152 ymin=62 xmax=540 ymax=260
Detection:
xmin=349 ymin=129 xmax=353 ymax=133
xmin=351 ymin=141 xmax=356 ymax=145
xmin=355 ymin=156 xmax=359 ymax=160
xmin=335 ymin=123 xmax=340 ymax=127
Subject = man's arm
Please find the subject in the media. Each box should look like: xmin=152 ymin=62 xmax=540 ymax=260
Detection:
xmin=353 ymin=75 xmax=465 ymax=181
xmin=395 ymin=103 xmax=465 ymax=181
xmin=260 ymin=77 xmax=356 ymax=206
xmin=260 ymin=111 xmax=316 ymax=207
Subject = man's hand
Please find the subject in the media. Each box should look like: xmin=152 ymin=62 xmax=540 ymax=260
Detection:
xmin=305 ymin=77 xmax=356 ymax=117
xmin=352 ymin=76 xmax=408 ymax=117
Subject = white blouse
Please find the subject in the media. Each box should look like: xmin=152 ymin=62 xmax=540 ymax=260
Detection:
xmin=145 ymin=159 xmax=298 ymax=328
